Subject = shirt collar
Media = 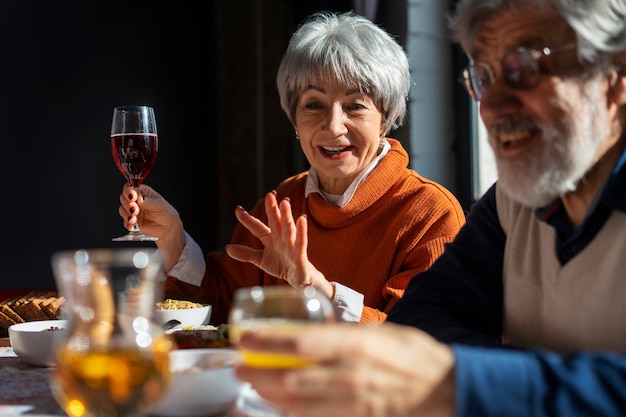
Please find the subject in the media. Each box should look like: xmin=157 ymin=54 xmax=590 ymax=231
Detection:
xmin=537 ymin=143 xmax=626 ymax=220
xmin=601 ymin=143 xmax=626 ymax=211
xmin=305 ymin=139 xmax=391 ymax=207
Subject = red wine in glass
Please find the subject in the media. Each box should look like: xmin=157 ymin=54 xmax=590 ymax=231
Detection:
xmin=111 ymin=133 xmax=158 ymax=188
xmin=111 ymin=106 xmax=159 ymax=242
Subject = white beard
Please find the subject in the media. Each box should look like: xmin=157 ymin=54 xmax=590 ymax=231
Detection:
xmin=492 ymin=80 xmax=608 ymax=208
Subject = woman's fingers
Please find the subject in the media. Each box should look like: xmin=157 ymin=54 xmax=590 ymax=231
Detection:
xmin=295 ymin=214 xmax=308 ymax=261
xmin=278 ymin=198 xmax=297 ymax=245
xmin=225 ymin=243 xmax=264 ymax=265
xmin=264 ymin=190 xmax=283 ymax=234
xmin=234 ymin=206 xmax=272 ymax=239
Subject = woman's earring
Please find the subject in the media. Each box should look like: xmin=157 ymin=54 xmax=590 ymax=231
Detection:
xmin=295 ymin=131 xmax=300 ymax=141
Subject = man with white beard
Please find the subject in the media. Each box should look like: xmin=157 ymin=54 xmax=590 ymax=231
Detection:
xmin=233 ymin=1 xmax=626 ymax=416
xmin=388 ymin=0 xmax=626 ymax=354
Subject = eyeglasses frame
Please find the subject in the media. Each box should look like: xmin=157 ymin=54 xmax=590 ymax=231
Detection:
xmin=458 ymin=43 xmax=578 ymax=101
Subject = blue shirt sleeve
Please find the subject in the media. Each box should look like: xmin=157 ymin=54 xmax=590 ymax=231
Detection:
xmin=453 ymin=344 xmax=626 ymax=417
xmin=387 ymin=184 xmax=505 ymax=346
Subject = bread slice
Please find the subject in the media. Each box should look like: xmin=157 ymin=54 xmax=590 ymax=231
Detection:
xmin=12 ymin=298 xmax=43 ymax=322
xmin=0 ymin=304 xmax=24 ymax=325
xmin=41 ymin=296 xmax=65 ymax=319
xmin=0 ymin=291 xmax=65 ymax=332
xmin=0 ymin=309 xmax=16 ymax=331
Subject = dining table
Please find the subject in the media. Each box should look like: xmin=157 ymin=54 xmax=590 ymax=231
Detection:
xmin=0 ymin=338 xmax=285 ymax=417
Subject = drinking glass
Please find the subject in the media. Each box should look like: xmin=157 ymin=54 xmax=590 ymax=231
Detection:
xmin=111 ymin=105 xmax=158 ymax=241
xmin=50 ymin=248 xmax=175 ymax=417
xmin=228 ymin=286 xmax=336 ymax=368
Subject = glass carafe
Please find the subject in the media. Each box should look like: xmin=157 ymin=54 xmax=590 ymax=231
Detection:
xmin=50 ymin=248 xmax=174 ymax=417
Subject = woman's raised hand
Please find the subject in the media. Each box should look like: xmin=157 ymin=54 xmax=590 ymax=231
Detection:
xmin=226 ymin=191 xmax=334 ymax=299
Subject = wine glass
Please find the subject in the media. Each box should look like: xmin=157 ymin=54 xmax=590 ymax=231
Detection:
xmin=50 ymin=248 xmax=175 ymax=417
xmin=228 ymin=285 xmax=336 ymax=368
xmin=111 ymin=105 xmax=159 ymax=241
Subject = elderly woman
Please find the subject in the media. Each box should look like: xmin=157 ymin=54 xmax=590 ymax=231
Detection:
xmin=118 ymin=11 xmax=465 ymax=324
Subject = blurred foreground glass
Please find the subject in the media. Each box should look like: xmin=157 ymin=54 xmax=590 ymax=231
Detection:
xmin=228 ymin=286 xmax=336 ymax=368
xmin=50 ymin=248 xmax=174 ymax=417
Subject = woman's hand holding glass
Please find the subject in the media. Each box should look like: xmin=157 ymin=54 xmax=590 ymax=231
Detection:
xmin=111 ymin=105 xmax=159 ymax=242
xmin=118 ymin=183 xmax=186 ymax=273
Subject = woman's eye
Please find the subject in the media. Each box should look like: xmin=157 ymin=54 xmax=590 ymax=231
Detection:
xmin=303 ymin=101 xmax=322 ymax=110
xmin=347 ymin=103 xmax=366 ymax=111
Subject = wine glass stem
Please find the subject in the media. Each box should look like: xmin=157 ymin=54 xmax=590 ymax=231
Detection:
xmin=129 ymin=185 xmax=142 ymax=235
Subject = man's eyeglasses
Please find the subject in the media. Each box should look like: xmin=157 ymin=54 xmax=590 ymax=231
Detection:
xmin=459 ymin=44 xmax=577 ymax=101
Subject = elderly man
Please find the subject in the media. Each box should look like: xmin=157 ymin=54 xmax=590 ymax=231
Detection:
xmin=233 ymin=1 xmax=626 ymax=416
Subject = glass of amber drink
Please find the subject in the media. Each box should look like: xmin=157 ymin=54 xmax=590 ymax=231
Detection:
xmin=228 ymin=286 xmax=335 ymax=368
xmin=50 ymin=248 xmax=174 ymax=417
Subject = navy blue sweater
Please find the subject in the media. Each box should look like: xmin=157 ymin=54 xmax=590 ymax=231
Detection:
xmin=388 ymin=146 xmax=626 ymax=416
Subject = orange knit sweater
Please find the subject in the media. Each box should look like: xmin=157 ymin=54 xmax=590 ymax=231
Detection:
xmin=165 ymin=139 xmax=465 ymax=324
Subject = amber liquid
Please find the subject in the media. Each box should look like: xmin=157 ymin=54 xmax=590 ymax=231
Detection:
xmin=229 ymin=320 xmax=315 ymax=369
xmin=51 ymin=343 xmax=171 ymax=417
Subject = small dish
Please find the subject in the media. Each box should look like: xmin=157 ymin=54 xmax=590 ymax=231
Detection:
xmin=8 ymin=319 xmax=68 ymax=367
xmin=153 ymin=303 xmax=212 ymax=328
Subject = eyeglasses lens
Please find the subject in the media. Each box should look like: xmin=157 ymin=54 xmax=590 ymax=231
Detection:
xmin=502 ymin=49 xmax=540 ymax=90
xmin=462 ymin=48 xmax=542 ymax=100
xmin=465 ymin=64 xmax=492 ymax=101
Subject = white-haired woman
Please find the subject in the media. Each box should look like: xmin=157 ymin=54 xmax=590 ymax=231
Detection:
xmin=118 ymin=11 xmax=465 ymax=325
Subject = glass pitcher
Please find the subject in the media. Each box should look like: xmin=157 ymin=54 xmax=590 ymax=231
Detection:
xmin=50 ymin=248 xmax=174 ymax=417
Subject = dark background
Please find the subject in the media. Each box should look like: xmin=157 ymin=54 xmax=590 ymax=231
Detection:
xmin=0 ymin=1 xmax=219 ymax=291
xmin=0 ymin=0 xmax=468 ymax=292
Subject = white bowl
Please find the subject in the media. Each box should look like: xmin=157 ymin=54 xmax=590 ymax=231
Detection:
xmin=151 ymin=348 xmax=244 ymax=417
xmin=8 ymin=319 xmax=68 ymax=367
xmin=153 ymin=304 xmax=212 ymax=329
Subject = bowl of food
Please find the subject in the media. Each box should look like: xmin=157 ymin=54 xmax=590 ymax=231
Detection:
xmin=153 ymin=299 xmax=212 ymax=329
xmin=168 ymin=324 xmax=231 ymax=349
xmin=8 ymin=319 xmax=68 ymax=367
xmin=151 ymin=348 xmax=245 ymax=417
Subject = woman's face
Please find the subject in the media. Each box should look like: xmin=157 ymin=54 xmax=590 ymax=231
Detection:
xmin=294 ymin=81 xmax=384 ymax=195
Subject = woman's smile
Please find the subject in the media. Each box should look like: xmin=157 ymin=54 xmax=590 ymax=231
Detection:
xmin=318 ymin=145 xmax=355 ymax=159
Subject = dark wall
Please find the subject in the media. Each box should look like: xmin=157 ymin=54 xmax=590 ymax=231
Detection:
xmin=0 ymin=1 xmax=217 ymax=290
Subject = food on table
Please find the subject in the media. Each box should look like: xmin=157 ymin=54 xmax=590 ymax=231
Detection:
xmin=42 ymin=326 xmax=63 ymax=332
xmin=0 ymin=291 xmax=65 ymax=337
xmin=169 ymin=324 xmax=231 ymax=349
xmin=156 ymin=298 xmax=204 ymax=310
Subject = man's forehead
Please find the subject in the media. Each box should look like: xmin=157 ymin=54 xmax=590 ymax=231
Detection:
xmin=470 ymin=5 xmax=571 ymax=59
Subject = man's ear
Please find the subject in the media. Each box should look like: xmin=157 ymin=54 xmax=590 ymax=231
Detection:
xmin=610 ymin=52 xmax=626 ymax=105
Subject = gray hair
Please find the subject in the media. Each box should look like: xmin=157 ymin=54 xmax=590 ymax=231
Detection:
xmin=276 ymin=11 xmax=411 ymax=136
xmin=449 ymin=0 xmax=626 ymax=69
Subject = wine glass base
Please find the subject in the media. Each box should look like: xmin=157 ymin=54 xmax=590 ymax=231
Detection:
xmin=112 ymin=233 xmax=158 ymax=242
